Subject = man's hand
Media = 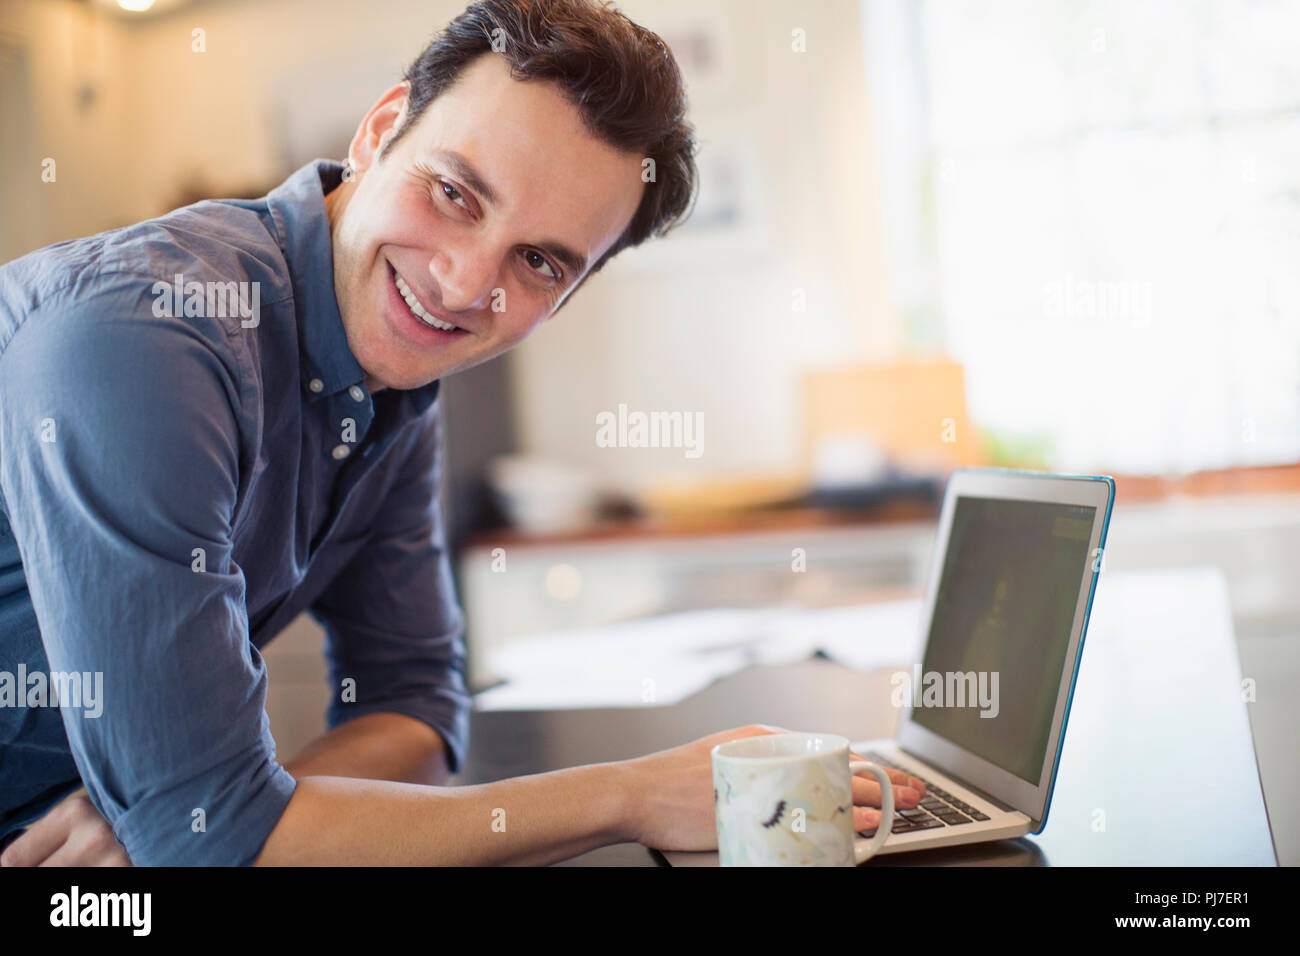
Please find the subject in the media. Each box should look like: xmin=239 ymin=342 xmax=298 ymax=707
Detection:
xmin=0 ymin=788 xmax=131 ymax=867
xmin=617 ymin=725 xmax=926 ymax=851
xmin=848 ymin=748 xmax=926 ymax=831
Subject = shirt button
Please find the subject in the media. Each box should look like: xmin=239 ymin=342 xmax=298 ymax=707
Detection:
xmin=308 ymin=378 xmax=324 ymax=393
xmin=331 ymin=444 xmax=350 ymax=460
xmin=349 ymin=385 xmax=365 ymax=402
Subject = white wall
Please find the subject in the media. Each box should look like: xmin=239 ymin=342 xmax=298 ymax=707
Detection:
xmin=0 ymin=0 xmax=142 ymax=259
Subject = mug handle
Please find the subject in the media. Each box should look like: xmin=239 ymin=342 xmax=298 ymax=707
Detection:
xmin=849 ymin=761 xmax=895 ymax=864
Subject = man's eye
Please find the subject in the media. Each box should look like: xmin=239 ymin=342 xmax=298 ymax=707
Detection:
xmin=522 ymin=250 xmax=558 ymax=280
xmin=440 ymin=182 xmax=470 ymax=211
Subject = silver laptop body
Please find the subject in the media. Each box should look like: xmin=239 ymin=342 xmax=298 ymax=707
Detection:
xmin=662 ymin=468 xmax=1115 ymax=864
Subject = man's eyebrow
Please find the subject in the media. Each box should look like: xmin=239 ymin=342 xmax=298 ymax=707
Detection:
xmin=436 ymin=150 xmax=501 ymax=209
xmin=534 ymin=240 xmax=588 ymax=279
xmin=435 ymin=149 xmax=589 ymax=280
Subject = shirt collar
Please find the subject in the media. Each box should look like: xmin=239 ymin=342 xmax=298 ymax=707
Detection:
xmin=264 ymin=159 xmax=442 ymax=419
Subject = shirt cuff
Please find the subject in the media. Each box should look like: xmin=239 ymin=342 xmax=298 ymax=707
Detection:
xmin=327 ymin=692 xmax=470 ymax=775
xmin=110 ymin=754 xmax=297 ymax=866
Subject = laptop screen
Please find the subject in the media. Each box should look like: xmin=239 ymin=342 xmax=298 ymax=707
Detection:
xmin=910 ymin=495 xmax=1097 ymax=784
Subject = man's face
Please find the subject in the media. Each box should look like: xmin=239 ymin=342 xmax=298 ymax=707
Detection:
xmin=326 ymin=53 xmax=646 ymax=392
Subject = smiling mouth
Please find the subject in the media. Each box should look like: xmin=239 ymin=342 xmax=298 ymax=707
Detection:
xmin=388 ymin=263 xmax=467 ymax=333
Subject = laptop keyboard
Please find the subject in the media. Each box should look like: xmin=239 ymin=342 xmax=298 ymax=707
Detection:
xmin=857 ymin=751 xmax=991 ymax=837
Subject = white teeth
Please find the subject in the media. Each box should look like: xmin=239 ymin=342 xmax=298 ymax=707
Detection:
xmin=392 ymin=270 xmax=460 ymax=332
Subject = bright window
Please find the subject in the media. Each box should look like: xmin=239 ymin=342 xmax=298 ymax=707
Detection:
xmin=864 ymin=0 xmax=1300 ymax=473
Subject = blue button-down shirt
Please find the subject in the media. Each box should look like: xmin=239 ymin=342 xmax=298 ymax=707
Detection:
xmin=0 ymin=159 xmax=471 ymax=865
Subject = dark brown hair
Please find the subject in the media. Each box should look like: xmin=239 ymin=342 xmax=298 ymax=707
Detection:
xmin=383 ymin=0 xmax=699 ymax=277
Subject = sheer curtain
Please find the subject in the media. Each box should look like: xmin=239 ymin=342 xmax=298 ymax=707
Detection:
xmin=863 ymin=0 xmax=1300 ymax=474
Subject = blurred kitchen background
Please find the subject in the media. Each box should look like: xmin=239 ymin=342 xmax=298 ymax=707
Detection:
xmin=3 ymin=0 xmax=1297 ymax=860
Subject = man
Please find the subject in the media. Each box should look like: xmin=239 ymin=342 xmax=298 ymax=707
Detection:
xmin=0 ymin=0 xmax=922 ymax=865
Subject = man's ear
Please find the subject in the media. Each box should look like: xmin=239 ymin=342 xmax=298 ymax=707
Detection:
xmin=345 ymin=81 xmax=412 ymax=177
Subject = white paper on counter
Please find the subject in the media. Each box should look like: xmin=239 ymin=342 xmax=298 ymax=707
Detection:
xmin=473 ymin=600 xmax=924 ymax=711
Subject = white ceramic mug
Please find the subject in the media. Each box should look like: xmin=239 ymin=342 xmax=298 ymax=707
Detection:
xmin=712 ymin=732 xmax=894 ymax=866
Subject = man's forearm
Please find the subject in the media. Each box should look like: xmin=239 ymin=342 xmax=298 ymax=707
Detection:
xmin=254 ymin=762 xmax=634 ymax=866
xmin=284 ymin=713 xmax=451 ymax=785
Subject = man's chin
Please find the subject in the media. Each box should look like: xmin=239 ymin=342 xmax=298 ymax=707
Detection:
xmin=355 ymin=343 xmax=444 ymax=392
xmin=366 ymin=372 xmax=430 ymax=393
xmin=364 ymin=359 xmax=453 ymax=393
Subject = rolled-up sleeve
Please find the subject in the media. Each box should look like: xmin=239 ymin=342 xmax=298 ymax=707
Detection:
xmin=0 ymin=290 xmax=296 ymax=865
xmin=309 ymin=398 xmax=471 ymax=773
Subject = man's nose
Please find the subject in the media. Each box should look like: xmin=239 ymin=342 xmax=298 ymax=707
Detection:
xmin=428 ymin=246 xmax=498 ymax=313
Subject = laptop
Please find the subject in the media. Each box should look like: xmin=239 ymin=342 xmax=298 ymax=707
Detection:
xmin=661 ymin=468 xmax=1115 ymax=864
